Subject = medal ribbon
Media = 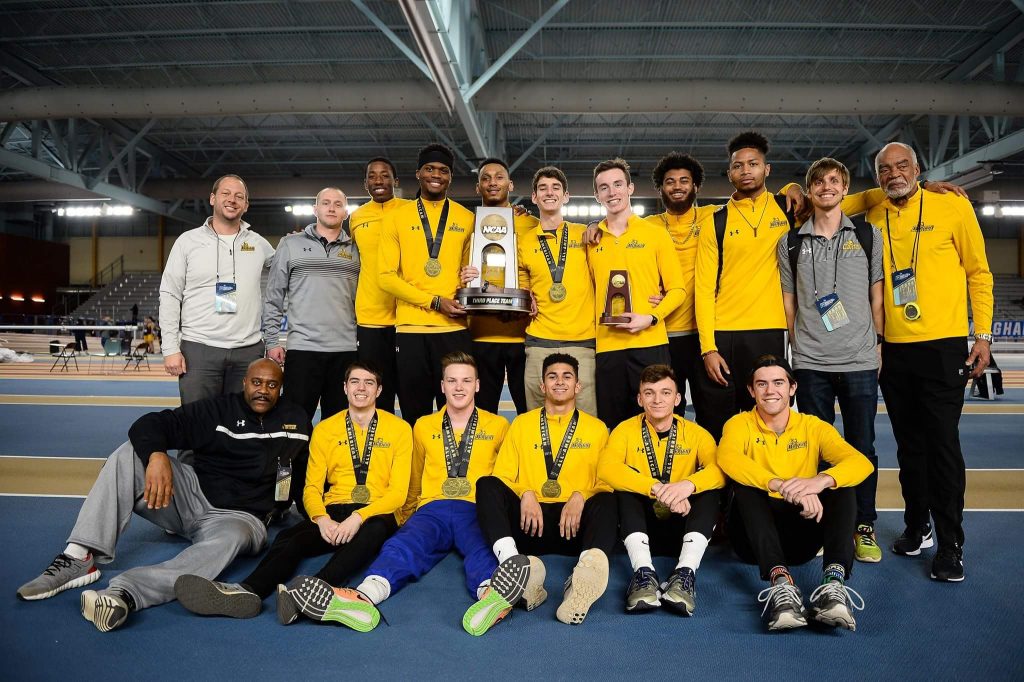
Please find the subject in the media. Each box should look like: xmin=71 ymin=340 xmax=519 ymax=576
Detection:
xmin=539 ymin=408 xmax=580 ymax=481
xmin=641 ymin=418 xmax=678 ymax=483
xmin=538 ymin=223 xmax=570 ymax=285
xmin=417 ymin=198 xmax=450 ymax=261
xmin=884 ymin=188 xmax=925 ymax=276
xmin=442 ymin=408 xmax=478 ymax=478
xmin=345 ymin=412 xmax=379 ymax=486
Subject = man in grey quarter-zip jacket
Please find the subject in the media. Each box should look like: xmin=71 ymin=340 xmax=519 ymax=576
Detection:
xmin=262 ymin=187 xmax=360 ymax=517
xmin=159 ymin=174 xmax=275 ymax=406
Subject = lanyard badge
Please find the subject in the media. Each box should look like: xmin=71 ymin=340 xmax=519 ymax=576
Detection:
xmin=215 ymin=281 xmax=238 ymax=313
xmin=815 ymin=293 xmax=850 ymax=332
xmin=275 ymin=461 xmax=292 ymax=502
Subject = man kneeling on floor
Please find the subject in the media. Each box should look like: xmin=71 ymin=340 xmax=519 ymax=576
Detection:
xmin=285 ymin=352 xmax=524 ymax=636
xmin=718 ymin=355 xmax=872 ymax=632
xmin=173 ymin=362 xmax=412 ymax=624
xmin=476 ymin=352 xmax=618 ymax=626
xmin=15 ymin=359 xmax=310 ymax=632
xmin=598 ymin=364 xmax=723 ymax=616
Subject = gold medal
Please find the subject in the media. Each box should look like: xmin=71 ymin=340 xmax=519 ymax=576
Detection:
xmin=424 ymin=258 xmax=442 ymax=277
xmin=653 ymin=501 xmax=672 ymax=520
xmin=549 ymin=283 xmax=567 ymax=302
xmin=541 ymin=479 xmax=562 ymax=498
xmin=904 ymin=302 xmax=921 ymax=321
xmin=441 ymin=477 xmax=471 ymax=498
xmin=350 ymin=484 xmax=371 ymax=504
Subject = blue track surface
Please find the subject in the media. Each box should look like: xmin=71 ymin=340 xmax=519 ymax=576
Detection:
xmin=2 ymin=497 xmax=1021 ymax=680
xmin=0 ymin=379 xmax=181 ymax=397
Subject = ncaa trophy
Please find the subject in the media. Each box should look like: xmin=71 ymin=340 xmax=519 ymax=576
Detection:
xmin=456 ymin=206 xmax=532 ymax=313
xmin=599 ymin=270 xmax=632 ymax=324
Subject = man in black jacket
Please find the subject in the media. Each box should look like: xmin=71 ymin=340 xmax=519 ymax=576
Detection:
xmin=15 ymin=359 xmax=310 ymax=632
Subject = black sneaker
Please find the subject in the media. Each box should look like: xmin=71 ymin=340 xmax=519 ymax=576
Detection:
xmin=930 ymin=545 xmax=965 ymax=582
xmin=624 ymin=567 xmax=660 ymax=613
xmin=758 ymin=582 xmax=807 ymax=631
xmin=892 ymin=524 xmax=934 ymax=556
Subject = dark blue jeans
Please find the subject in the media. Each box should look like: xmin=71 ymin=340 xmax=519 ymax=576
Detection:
xmin=794 ymin=368 xmax=879 ymax=526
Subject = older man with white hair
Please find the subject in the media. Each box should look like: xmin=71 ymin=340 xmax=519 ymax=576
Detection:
xmin=864 ymin=142 xmax=993 ymax=583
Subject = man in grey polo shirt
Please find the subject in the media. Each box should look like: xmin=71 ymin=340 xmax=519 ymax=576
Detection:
xmin=263 ymin=186 xmax=360 ymax=516
xmin=160 ymin=174 xmax=274 ymax=405
xmin=777 ymin=157 xmax=885 ymax=564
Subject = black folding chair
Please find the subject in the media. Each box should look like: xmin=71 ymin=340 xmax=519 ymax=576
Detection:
xmin=123 ymin=342 xmax=150 ymax=371
xmin=50 ymin=342 xmax=78 ymax=373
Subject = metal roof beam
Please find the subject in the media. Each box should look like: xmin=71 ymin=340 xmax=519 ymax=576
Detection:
xmin=350 ymin=0 xmax=433 ymax=80
xmin=5 ymin=80 xmax=1019 ymax=120
xmin=0 ymin=147 xmax=204 ymax=224
xmin=400 ymin=0 xmax=497 ymax=159
xmin=921 ymin=128 xmax=1024 ymax=183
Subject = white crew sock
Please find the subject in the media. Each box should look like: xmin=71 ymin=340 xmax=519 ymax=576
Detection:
xmin=623 ymin=532 xmax=654 ymax=572
xmin=492 ymin=537 xmax=519 ymax=564
xmin=64 ymin=543 xmax=89 ymax=560
xmin=676 ymin=532 xmax=710 ymax=572
xmin=356 ymin=575 xmax=391 ymax=605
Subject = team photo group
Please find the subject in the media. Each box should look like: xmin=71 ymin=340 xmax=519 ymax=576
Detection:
xmin=15 ymin=130 xmax=993 ymax=637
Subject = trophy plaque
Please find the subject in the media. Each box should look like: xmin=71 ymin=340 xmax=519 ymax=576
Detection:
xmin=456 ymin=206 xmax=532 ymax=313
xmin=599 ymin=269 xmax=632 ymax=325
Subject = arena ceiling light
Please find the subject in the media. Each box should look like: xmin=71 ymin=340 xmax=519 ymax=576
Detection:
xmin=56 ymin=205 xmax=134 ymax=217
xmin=285 ymin=203 xmax=361 ymax=216
xmin=980 ymin=203 xmax=1024 ymax=217
xmin=560 ymin=203 xmax=646 ymax=218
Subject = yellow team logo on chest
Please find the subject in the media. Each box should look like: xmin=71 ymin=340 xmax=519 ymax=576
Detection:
xmin=240 ymin=242 xmax=255 ymax=252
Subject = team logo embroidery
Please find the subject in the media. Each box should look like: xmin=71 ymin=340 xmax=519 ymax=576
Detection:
xmin=338 ymin=249 xmax=353 ymax=259
xmin=913 ymin=223 xmax=935 ymax=232
xmin=283 ymin=424 xmax=297 ymax=430
xmin=237 ymin=420 xmax=246 ymax=427
xmin=240 ymin=242 xmax=255 ymax=252
xmin=373 ymin=438 xmax=391 ymax=448
xmin=842 ymin=240 xmax=862 ymax=251
xmin=769 ymin=218 xmax=788 ymax=230
xmin=786 ymin=438 xmax=808 ymax=451
xmin=626 ymin=239 xmax=645 ymax=249
xmin=302 ymin=247 xmax=313 ymax=252
xmin=569 ymin=438 xmax=591 ymax=449
xmin=476 ymin=432 xmax=495 ymax=441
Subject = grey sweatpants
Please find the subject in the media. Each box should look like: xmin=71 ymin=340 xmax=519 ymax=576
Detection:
xmin=67 ymin=441 xmax=267 ymax=609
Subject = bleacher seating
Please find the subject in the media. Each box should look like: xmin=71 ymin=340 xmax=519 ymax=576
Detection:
xmin=71 ymin=272 xmax=162 ymax=322
xmin=994 ymin=274 xmax=1024 ymax=321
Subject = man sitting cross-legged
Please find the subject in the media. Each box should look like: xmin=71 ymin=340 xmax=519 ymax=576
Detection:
xmin=475 ymin=352 xmax=617 ymax=626
xmin=173 ymin=362 xmax=411 ymax=624
xmin=284 ymin=352 xmax=526 ymax=636
xmin=15 ymin=359 xmax=309 ymax=632
xmin=598 ymin=364 xmax=723 ymax=616
xmin=718 ymin=355 xmax=872 ymax=632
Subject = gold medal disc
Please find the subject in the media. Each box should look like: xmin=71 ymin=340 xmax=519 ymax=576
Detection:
xmin=653 ymin=501 xmax=672 ymax=520
xmin=549 ymin=283 xmax=567 ymax=302
xmin=350 ymin=484 xmax=371 ymax=504
xmin=904 ymin=302 xmax=921 ymax=321
xmin=424 ymin=258 xmax=442 ymax=277
xmin=441 ymin=477 xmax=469 ymax=498
xmin=541 ymin=479 xmax=562 ymax=498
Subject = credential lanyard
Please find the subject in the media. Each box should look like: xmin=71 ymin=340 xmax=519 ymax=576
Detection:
xmin=345 ymin=412 xmax=379 ymax=486
xmin=538 ymin=223 xmax=570 ymax=285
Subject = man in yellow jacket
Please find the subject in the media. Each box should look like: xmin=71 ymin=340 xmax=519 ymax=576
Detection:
xmin=867 ymin=142 xmax=993 ymax=583
xmin=718 ymin=355 xmax=872 ymax=633
xmin=598 ymin=364 xmax=723 ymax=616
xmin=476 ymin=352 xmax=617 ymax=626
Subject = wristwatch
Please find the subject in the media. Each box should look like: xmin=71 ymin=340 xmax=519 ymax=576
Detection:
xmin=649 ymin=314 xmax=659 ymax=327
xmin=974 ymin=333 xmax=993 ymax=343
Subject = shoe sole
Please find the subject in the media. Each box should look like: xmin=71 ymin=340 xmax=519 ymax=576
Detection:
xmin=768 ymin=611 xmax=808 ymax=631
xmin=892 ymin=534 xmax=934 ymax=556
xmin=276 ymin=584 xmax=300 ymax=625
xmin=661 ymin=595 xmax=694 ymax=617
xmin=854 ymin=552 xmax=882 ymax=563
xmin=462 ymin=555 xmax=531 ymax=636
xmin=812 ymin=607 xmax=857 ymax=631
xmin=625 ymin=598 xmax=660 ymax=613
xmin=17 ymin=568 xmax=101 ymax=601
xmin=288 ymin=576 xmax=379 ymax=632
xmin=929 ymin=572 xmax=965 ymax=582
xmin=556 ymin=550 xmax=609 ymax=625
xmin=80 ymin=590 xmax=128 ymax=633
xmin=521 ymin=556 xmax=547 ymax=611
xmin=173 ymin=575 xmax=261 ymax=618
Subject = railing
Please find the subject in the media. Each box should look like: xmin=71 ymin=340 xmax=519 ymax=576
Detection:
xmin=95 ymin=255 xmax=125 ymax=286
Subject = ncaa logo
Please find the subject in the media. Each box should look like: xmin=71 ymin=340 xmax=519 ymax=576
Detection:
xmin=480 ymin=214 xmax=509 ymax=242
